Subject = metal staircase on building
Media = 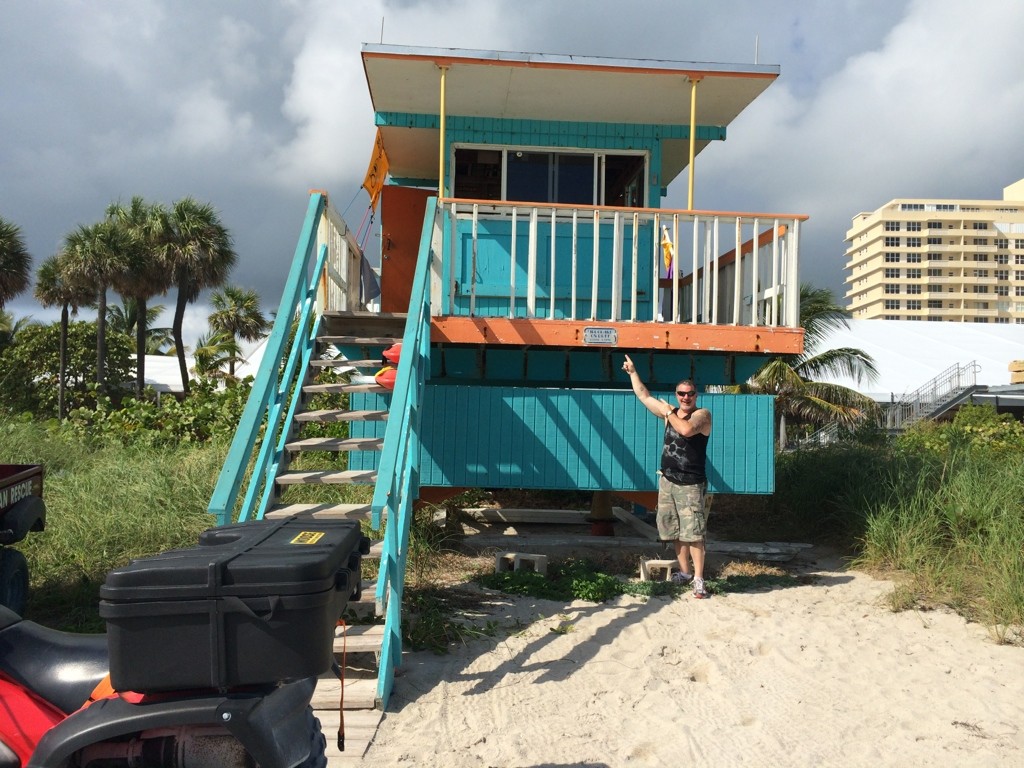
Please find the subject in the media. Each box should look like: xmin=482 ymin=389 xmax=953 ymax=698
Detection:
xmin=798 ymin=361 xmax=985 ymax=447
xmin=884 ymin=361 xmax=982 ymax=433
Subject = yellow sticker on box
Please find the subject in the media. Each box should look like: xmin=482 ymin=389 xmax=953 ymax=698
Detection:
xmin=290 ymin=531 xmax=325 ymax=544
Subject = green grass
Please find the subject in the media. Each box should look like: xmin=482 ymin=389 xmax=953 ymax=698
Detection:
xmin=853 ymin=450 xmax=1024 ymax=640
xmin=1 ymin=417 xmax=223 ymax=630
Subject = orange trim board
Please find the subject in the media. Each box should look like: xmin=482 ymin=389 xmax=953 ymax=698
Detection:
xmin=431 ymin=317 xmax=804 ymax=355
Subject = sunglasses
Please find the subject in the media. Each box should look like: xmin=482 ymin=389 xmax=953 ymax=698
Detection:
xmin=676 ymin=390 xmax=696 ymax=397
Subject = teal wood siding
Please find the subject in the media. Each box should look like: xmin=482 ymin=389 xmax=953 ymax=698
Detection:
xmin=448 ymin=216 xmax=657 ymax=321
xmin=351 ymin=387 xmax=774 ymax=494
xmin=377 ymin=112 xmax=725 ymax=207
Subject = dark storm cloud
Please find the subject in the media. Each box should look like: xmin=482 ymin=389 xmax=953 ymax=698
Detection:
xmin=3 ymin=0 xmax=1024 ymax=344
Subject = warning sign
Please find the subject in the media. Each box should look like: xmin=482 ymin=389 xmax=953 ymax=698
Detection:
xmin=290 ymin=531 xmax=325 ymax=545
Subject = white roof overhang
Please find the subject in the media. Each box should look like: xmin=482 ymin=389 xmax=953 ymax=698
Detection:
xmin=361 ymin=44 xmax=779 ymax=186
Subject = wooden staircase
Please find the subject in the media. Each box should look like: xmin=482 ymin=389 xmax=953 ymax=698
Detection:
xmin=263 ymin=310 xmax=407 ymax=763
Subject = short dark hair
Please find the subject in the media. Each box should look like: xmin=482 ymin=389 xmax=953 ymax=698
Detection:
xmin=676 ymin=379 xmax=696 ymax=390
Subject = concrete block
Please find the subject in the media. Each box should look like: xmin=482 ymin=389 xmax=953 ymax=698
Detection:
xmin=495 ymin=551 xmax=549 ymax=576
xmin=640 ymin=558 xmax=677 ymax=582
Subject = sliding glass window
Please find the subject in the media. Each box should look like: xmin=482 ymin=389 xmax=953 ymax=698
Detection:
xmin=453 ymin=147 xmax=646 ymax=207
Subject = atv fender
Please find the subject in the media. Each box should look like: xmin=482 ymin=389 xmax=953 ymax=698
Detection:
xmin=0 ymin=497 xmax=45 ymax=546
xmin=28 ymin=677 xmax=317 ymax=768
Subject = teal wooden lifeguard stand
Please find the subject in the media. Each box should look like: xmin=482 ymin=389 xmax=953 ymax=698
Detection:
xmin=208 ymin=45 xmax=807 ymax=712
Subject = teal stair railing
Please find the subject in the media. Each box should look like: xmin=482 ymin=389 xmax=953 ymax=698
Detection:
xmin=208 ymin=192 xmax=365 ymax=525
xmin=370 ymin=197 xmax=437 ymax=710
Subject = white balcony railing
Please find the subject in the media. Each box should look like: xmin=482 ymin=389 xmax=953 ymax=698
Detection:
xmin=315 ymin=195 xmax=368 ymax=314
xmin=437 ymin=199 xmax=806 ymax=329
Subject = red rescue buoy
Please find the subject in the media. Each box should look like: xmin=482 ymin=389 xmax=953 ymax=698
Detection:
xmin=374 ymin=366 xmax=397 ymax=390
xmin=382 ymin=343 xmax=402 ymax=364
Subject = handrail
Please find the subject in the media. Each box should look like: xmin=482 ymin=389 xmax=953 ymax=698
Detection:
xmin=439 ymin=198 xmax=806 ymax=328
xmin=370 ymin=197 xmax=438 ymax=710
xmin=885 ymin=361 xmax=980 ymax=432
xmin=208 ymin=192 xmax=365 ymax=525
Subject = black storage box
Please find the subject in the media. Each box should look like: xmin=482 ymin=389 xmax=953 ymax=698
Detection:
xmin=99 ymin=516 xmax=364 ymax=693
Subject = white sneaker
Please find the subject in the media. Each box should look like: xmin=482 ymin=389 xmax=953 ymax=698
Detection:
xmin=671 ymin=571 xmax=693 ymax=585
xmin=692 ymin=577 xmax=709 ymax=599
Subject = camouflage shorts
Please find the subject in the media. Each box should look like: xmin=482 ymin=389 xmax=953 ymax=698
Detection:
xmin=656 ymin=475 xmax=707 ymax=542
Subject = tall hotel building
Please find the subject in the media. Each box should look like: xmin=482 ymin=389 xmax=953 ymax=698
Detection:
xmin=845 ymin=179 xmax=1024 ymax=323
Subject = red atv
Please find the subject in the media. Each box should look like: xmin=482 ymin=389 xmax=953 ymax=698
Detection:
xmin=0 ymin=515 xmax=367 ymax=768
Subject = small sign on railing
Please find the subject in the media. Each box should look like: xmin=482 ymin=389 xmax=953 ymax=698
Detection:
xmin=583 ymin=327 xmax=618 ymax=346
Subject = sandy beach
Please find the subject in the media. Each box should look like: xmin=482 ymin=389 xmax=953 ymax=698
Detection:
xmin=359 ymin=549 xmax=1022 ymax=767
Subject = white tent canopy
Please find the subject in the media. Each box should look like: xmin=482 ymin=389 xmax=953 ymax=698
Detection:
xmin=811 ymin=320 xmax=1024 ymax=402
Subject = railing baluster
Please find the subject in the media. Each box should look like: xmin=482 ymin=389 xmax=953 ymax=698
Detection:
xmin=571 ymin=209 xmax=578 ymax=321
xmin=630 ymin=212 xmax=639 ymax=321
xmin=509 ymin=207 xmax=517 ymax=319
xmin=651 ymin=213 xmax=660 ymax=322
xmin=448 ymin=202 xmax=457 ymax=315
xmin=711 ymin=217 xmax=720 ymax=324
xmin=611 ymin=211 xmax=623 ymax=322
xmin=771 ymin=219 xmax=781 ymax=327
xmin=550 ymin=208 xmax=557 ymax=319
xmin=470 ymin=203 xmax=479 ymax=317
xmin=751 ymin=217 xmax=760 ymax=327
xmin=733 ymin=217 xmax=742 ymax=325
xmin=528 ymin=208 xmax=538 ymax=317
xmin=687 ymin=215 xmax=696 ymax=324
xmin=787 ymin=219 xmax=801 ymax=327
xmin=591 ymin=209 xmax=599 ymax=320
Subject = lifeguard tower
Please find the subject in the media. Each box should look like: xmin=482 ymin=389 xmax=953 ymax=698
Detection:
xmin=208 ymin=45 xmax=806 ymax=725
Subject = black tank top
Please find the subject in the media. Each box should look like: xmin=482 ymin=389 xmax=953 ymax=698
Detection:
xmin=661 ymin=413 xmax=708 ymax=485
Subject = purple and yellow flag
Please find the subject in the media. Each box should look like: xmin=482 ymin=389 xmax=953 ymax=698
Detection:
xmin=661 ymin=225 xmax=675 ymax=275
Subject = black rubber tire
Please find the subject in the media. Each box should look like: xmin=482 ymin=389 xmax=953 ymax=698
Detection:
xmin=0 ymin=549 xmax=29 ymax=616
xmin=296 ymin=706 xmax=327 ymax=768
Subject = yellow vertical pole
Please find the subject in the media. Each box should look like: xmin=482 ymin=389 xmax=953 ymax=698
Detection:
xmin=687 ymin=76 xmax=701 ymax=210
xmin=438 ymin=65 xmax=449 ymax=197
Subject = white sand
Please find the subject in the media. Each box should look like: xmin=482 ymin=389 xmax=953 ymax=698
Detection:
xmin=361 ymin=550 xmax=1022 ymax=767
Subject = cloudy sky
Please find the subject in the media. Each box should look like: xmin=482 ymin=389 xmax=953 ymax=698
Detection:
xmin=4 ymin=0 xmax=1024 ymax=349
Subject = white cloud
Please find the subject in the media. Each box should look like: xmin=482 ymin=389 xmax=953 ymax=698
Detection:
xmin=694 ymin=0 xmax=1024 ymax=290
xmin=167 ymin=83 xmax=256 ymax=155
xmin=4 ymin=0 xmax=1024 ymax=322
xmin=267 ymin=0 xmax=522 ymax=188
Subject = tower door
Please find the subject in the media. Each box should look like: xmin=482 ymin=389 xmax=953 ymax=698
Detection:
xmin=380 ymin=185 xmax=433 ymax=312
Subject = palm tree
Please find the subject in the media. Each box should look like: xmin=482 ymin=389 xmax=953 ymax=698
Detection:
xmin=0 ymin=216 xmax=31 ymax=309
xmin=191 ymin=329 xmax=241 ymax=380
xmin=106 ymin=298 xmax=173 ymax=355
xmin=107 ymin=197 xmax=172 ymax=396
xmin=0 ymin=309 xmax=33 ymax=350
xmin=208 ymin=286 xmax=269 ymax=378
xmin=161 ymin=198 xmax=236 ymax=395
xmin=34 ymin=253 xmax=97 ymax=418
xmin=740 ymin=284 xmax=880 ymax=449
xmin=62 ymin=221 xmax=128 ymax=388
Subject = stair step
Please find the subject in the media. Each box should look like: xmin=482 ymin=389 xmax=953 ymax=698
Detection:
xmin=265 ymin=503 xmax=373 ymax=520
xmin=303 ymin=382 xmax=388 ymax=394
xmin=343 ymin=579 xmax=380 ymax=621
xmin=276 ymin=470 xmax=377 ymax=486
xmin=334 ymin=623 xmax=385 ymax=655
xmin=294 ymin=409 xmax=389 ymax=423
xmin=284 ymin=437 xmax=384 ymax=452
xmin=319 ymin=335 xmax=398 ymax=347
xmin=307 ymin=358 xmax=381 ymax=369
xmin=316 ymin=709 xmax=384 ymax=763
xmin=312 ymin=675 xmax=377 ymax=710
